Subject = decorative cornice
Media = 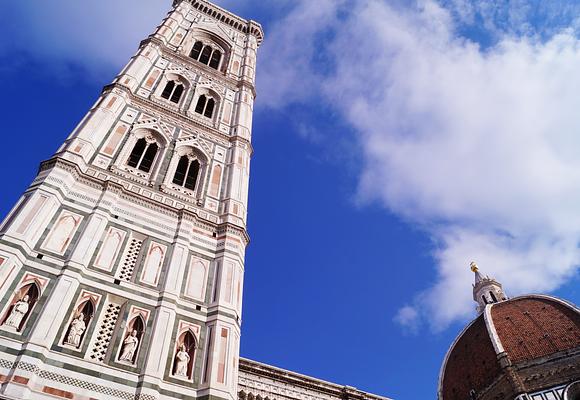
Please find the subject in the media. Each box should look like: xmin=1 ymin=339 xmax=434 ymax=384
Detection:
xmin=37 ymin=157 xmax=250 ymax=244
xmin=103 ymin=84 xmax=235 ymax=147
xmin=173 ymin=0 xmax=264 ymax=45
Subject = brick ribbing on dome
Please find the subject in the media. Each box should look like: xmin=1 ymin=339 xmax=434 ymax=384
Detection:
xmin=442 ymin=316 xmax=501 ymax=400
xmin=491 ymin=297 xmax=580 ymax=364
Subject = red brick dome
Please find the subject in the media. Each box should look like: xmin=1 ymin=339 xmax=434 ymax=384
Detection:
xmin=439 ymin=295 xmax=580 ymax=400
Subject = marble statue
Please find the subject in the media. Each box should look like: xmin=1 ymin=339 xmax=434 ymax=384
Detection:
xmin=3 ymin=295 xmax=30 ymax=329
xmin=174 ymin=344 xmax=190 ymax=377
xmin=119 ymin=330 xmax=139 ymax=362
xmin=65 ymin=315 xmax=86 ymax=347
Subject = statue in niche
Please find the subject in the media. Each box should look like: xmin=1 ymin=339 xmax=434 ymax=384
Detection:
xmin=119 ymin=330 xmax=139 ymax=363
xmin=65 ymin=314 xmax=86 ymax=348
xmin=174 ymin=344 xmax=191 ymax=377
xmin=3 ymin=295 xmax=30 ymax=330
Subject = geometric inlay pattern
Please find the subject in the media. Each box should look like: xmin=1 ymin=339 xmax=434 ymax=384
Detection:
xmin=89 ymin=303 xmax=121 ymax=362
xmin=117 ymin=238 xmax=143 ymax=282
xmin=1 ymin=359 xmax=157 ymax=400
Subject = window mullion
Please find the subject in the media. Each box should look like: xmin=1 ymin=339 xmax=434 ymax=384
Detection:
xmin=137 ymin=143 xmax=150 ymax=169
xmin=183 ymin=160 xmax=192 ymax=187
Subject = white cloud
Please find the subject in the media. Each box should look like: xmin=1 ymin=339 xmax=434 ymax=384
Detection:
xmin=0 ymin=0 xmax=170 ymax=79
xmin=256 ymin=0 xmax=344 ymax=108
xmin=259 ymin=0 xmax=580 ymax=330
xmin=393 ymin=305 xmax=420 ymax=334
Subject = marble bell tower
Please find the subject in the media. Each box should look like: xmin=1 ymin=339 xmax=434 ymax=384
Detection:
xmin=0 ymin=1 xmax=263 ymax=399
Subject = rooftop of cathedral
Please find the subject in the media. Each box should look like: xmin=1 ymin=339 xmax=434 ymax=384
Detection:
xmin=438 ymin=264 xmax=580 ymax=400
xmin=239 ymin=358 xmax=392 ymax=400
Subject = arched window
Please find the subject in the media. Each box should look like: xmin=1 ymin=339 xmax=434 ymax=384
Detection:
xmin=199 ymin=46 xmax=212 ymax=65
xmin=190 ymin=41 xmax=203 ymax=59
xmin=127 ymin=138 xmax=159 ymax=173
xmin=161 ymin=80 xmax=185 ymax=104
xmin=489 ymin=291 xmax=498 ymax=303
xmin=209 ymin=50 xmax=222 ymax=69
xmin=194 ymin=95 xmax=216 ymax=118
xmin=189 ymin=40 xmax=223 ymax=71
xmin=173 ymin=156 xmax=201 ymax=191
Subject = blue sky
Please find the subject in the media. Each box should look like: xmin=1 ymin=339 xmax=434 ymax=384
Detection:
xmin=2 ymin=0 xmax=580 ymax=399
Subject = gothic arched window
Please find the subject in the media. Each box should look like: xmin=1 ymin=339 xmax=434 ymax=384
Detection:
xmin=189 ymin=40 xmax=223 ymax=71
xmin=190 ymin=41 xmax=203 ymax=60
xmin=199 ymin=46 xmax=212 ymax=65
xmin=161 ymin=80 xmax=185 ymax=104
xmin=127 ymin=138 xmax=159 ymax=173
xmin=209 ymin=50 xmax=222 ymax=70
xmin=195 ymin=95 xmax=216 ymax=118
xmin=173 ymin=156 xmax=201 ymax=191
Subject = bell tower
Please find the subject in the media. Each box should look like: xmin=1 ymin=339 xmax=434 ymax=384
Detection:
xmin=0 ymin=1 xmax=263 ymax=399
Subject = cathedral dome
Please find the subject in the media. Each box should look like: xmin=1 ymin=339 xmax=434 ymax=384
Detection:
xmin=439 ymin=294 xmax=580 ymax=400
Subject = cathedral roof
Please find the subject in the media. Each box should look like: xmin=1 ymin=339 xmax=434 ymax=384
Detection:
xmin=439 ymin=295 xmax=580 ymax=400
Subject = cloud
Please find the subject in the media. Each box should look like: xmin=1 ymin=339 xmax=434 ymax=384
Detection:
xmin=393 ymin=305 xmax=420 ymax=334
xmin=442 ymin=0 xmax=580 ymax=39
xmin=0 ymin=0 xmax=168 ymax=79
xmin=258 ymin=0 xmax=580 ymax=330
xmin=256 ymin=0 xmax=344 ymax=108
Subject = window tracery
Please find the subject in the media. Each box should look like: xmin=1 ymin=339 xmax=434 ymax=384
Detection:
xmin=190 ymin=40 xmax=222 ymax=70
xmin=161 ymin=80 xmax=185 ymax=104
xmin=127 ymin=136 xmax=159 ymax=173
xmin=194 ymin=95 xmax=216 ymax=118
xmin=163 ymin=146 xmax=208 ymax=199
xmin=173 ymin=156 xmax=201 ymax=191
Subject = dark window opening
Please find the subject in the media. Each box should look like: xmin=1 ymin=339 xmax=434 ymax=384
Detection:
xmin=209 ymin=50 xmax=222 ymax=70
xmin=173 ymin=155 xmax=189 ymax=186
xmin=199 ymin=46 xmax=212 ymax=65
xmin=173 ymin=156 xmax=200 ymax=191
xmin=127 ymin=138 xmax=159 ymax=173
xmin=204 ymin=98 xmax=215 ymax=118
xmin=161 ymin=80 xmax=184 ymax=104
xmin=184 ymin=160 xmax=200 ymax=190
xmin=170 ymin=84 xmax=184 ymax=104
xmin=194 ymin=95 xmax=216 ymax=119
xmin=127 ymin=138 xmax=147 ymax=168
xmin=161 ymin=80 xmax=175 ymax=99
xmin=195 ymin=95 xmax=207 ymax=114
xmin=481 ymin=295 xmax=488 ymax=305
xmin=489 ymin=291 xmax=498 ymax=303
xmin=190 ymin=41 xmax=203 ymax=60
xmin=140 ymin=143 xmax=158 ymax=173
